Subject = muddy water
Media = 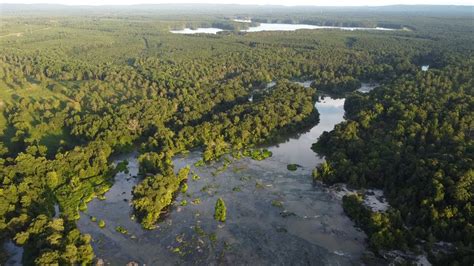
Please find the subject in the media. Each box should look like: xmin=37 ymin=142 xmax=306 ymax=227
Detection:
xmin=76 ymin=94 xmax=367 ymax=265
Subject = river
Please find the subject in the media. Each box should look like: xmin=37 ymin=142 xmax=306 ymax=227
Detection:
xmin=3 ymin=83 xmax=377 ymax=264
xmin=72 ymin=83 xmax=381 ymax=265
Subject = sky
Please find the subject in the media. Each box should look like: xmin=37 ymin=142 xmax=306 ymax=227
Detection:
xmin=1 ymin=0 xmax=472 ymax=6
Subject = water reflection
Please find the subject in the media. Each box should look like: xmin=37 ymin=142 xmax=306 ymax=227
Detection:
xmin=268 ymin=96 xmax=345 ymax=169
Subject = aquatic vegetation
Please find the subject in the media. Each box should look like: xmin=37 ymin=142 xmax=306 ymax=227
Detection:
xmin=214 ymin=198 xmax=227 ymax=222
xmin=194 ymin=160 xmax=205 ymax=167
xmin=192 ymin=174 xmax=201 ymax=181
xmin=194 ymin=225 xmax=206 ymax=237
xmin=115 ymin=226 xmax=128 ymax=235
xmin=79 ymin=201 xmax=88 ymax=212
xmin=95 ymin=185 xmax=111 ymax=197
xmin=311 ymin=162 xmax=332 ymax=182
xmin=287 ymin=164 xmax=299 ymax=171
xmin=212 ymin=164 xmax=229 ymax=176
xmin=181 ymin=183 xmax=188 ymax=193
xmin=180 ymin=200 xmax=188 ymax=206
xmin=231 ymin=151 xmax=243 ymax=159
xmin=280 ymin=211 xmax=297 ymax=218
xmin=116 ymin=160 xmax=129 ymax=173
xmin=192 ymin=198 xmax=201 ymax=205
xmin=172 ymin=247 xmax=181 ymax=253
xmin=208 ymin=232 xmax=218 ymax=245
xmin=243 ymin=149 xmax=273 ymax=161
xmin=232 ymin=186 xmax=242 ymax=192
xmin=232 ymin=166 xmax=245 ymax=173
xmin=98 ymin=220 xmax=106 ymax=228
xmin=201 ymin=183 xmax=219 ymax=195
xmin=271 ymin=200 xmax=284 ymax=208
xmin=90 ymin=216 xmax=97 ymax=222
xmin=97 ymin=195 xmax=106 ymax=200
xmin=255 ymin=181 xmax=265 ymax=189
xmin=240 ymin=175 xmax=252 ymax=182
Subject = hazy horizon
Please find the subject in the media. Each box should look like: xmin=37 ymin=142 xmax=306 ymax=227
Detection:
xmin=1 ymin=0 xmax=473 ymax=6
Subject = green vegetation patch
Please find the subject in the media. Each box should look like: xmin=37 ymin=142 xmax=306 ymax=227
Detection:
xmin=115 ymin=226 xmax=128 ymax=235
xmin=243 ymin=148 xmax=273 ymax=161
xmin=214 ymin=198 xmax=227 ymax=222
xmin=287 ymin=164 xmax=300 ymax=171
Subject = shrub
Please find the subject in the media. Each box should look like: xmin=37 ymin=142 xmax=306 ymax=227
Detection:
xmin=214 ymin=198 xmax=227 ymax=222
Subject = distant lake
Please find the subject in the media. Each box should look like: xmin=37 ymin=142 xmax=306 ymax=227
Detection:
xmin=233 ymin=19 xmax=252 ymax=23
xmin=170 ymin=28 xmax=224 ymax=34
xmin=170 ymin=23 xmax=395 ymax=34
xmin=241 ymin=23 xmax=395 ymax=32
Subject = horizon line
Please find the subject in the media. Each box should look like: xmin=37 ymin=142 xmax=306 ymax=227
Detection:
xmin=1 ymin=2 xmax=473 ymax=7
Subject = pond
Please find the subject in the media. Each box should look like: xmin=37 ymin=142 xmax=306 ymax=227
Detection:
xmin=74 ymin=84 xmax=368 ymax=265
xmin=357 ymin=83 xmax=379 ymax=93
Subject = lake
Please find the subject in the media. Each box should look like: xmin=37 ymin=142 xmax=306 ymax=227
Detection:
xmin=233 ymin=19 xmax=252 ymax=23
xmin=170 ymin=23 xmax=395 ymax=34
xmin=242 ymin=23 xmax=395 ymax=32
xmin=170 ymin=28 xmax=224 ymax=34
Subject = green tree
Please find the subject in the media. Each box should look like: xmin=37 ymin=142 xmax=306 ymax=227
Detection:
xmin=214 ymin=198 xmax=227 ymax=222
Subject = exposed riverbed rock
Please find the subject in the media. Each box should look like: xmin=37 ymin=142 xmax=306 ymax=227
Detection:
xmin=96 ymin=258 xmax=105 ymax=266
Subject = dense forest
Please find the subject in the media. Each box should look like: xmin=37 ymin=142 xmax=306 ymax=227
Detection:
xmin=313 ymin=61 xmax=473 ymax=264
xmin=0 ymin=4 xmax=472 ymax=265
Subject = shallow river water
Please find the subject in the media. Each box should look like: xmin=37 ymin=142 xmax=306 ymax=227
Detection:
xmin=75 ymin=89 xmax=372 ymax=265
